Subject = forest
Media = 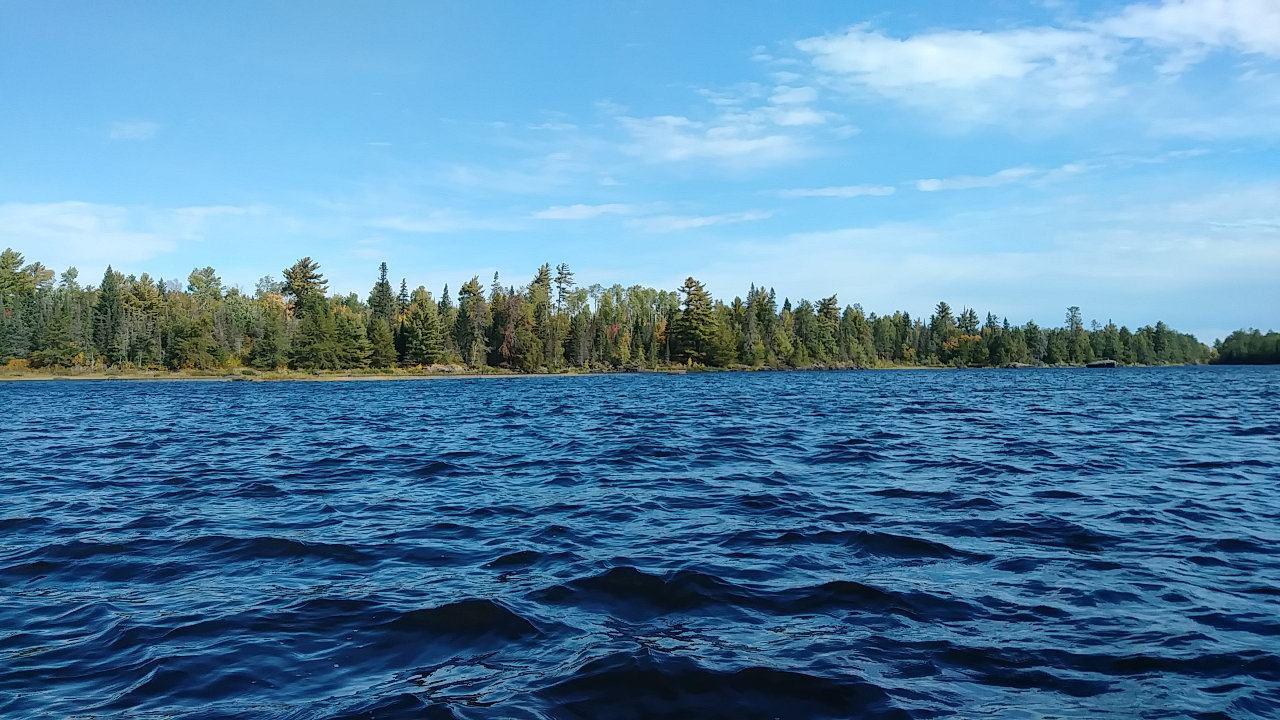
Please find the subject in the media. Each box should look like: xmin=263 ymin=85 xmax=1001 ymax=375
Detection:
xmin=1 ymin=247 xmax=1261 ymax=375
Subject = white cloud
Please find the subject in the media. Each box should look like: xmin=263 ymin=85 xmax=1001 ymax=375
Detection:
xmin=917 ymin=166 xmax=1039 ymax=192
xmin=628 ymin=210 xmax=771 ymax=233
xmin=611 ymin=78 xmax=841 ymax=166
xmin=0 ymin=202 xmax=261 ymax=271
xmin=794 ymin=1 xmax=1280 ymax=126
xmin=108 ymin=121 xmax=160 ymax=141
xmin=532 ymin=203 xmax=640 ymax=220
xmin=770 ymin=86 xmax=819 ymax=105
xmin=797 ymin=26 xmax=1115 ymax=119
xmin=1099 ymin=0 xmax=1280 ymax=58
xmin=777 ymin=185 xmax=896 ymax=198
xmin=619 ymin=114 xmax=804 ymax=165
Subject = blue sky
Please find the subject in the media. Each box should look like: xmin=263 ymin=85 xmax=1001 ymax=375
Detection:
xmin=2 ymin=0 xmax=1277 ymax=342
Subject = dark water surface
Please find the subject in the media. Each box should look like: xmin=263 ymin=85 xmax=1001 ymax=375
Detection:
xmin=3 ymin=367 xmax=1279 ymax=719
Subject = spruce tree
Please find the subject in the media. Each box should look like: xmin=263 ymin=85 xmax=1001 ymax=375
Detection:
xmin=92 ymin=266 xmax=125 ymax=365
xmin=403 ymin=298 xmax=443 ymax=365
xmin=368 ymin=318 xmax=396 ymax=368
xmin=368 ymin=262 xmax=395 ymax=324
xmin=396 ymin=279 xmax=409 ymax=317
xmin=335 ymin=312 xmax=372 ymax=368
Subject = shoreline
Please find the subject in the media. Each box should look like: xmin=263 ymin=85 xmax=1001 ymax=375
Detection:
xmin=0 ymin=363 xmax=1206 ymax=382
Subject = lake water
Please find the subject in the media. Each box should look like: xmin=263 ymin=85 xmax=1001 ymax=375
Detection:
xmin=2 ymin=367 xmax=1278 ymax=719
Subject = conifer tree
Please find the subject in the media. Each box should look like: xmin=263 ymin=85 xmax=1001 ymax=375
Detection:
xmin=554 ymin=262 xmax=574 ymax=312
xmin=396 ymin=279 xmax=410 ymax=317
xmin=335 ymin=311 xmax=372 ymax=368
xmin=455 ymin=276 xmax=488 ymax=366
xmin=368 ymin=262 xmax=395 ymax=324
xmin=92 ymin=266 xmax=125 ymax=365
xmin=672 ymin=277 xmax=714 ymax=364
xmin=290 ymin=301 xmax=341 ymax=370
xmin=403 ymin=295 xmax=443 ymax=365
xmin=282 ymin=257 xmax=327 ymax=317
xmin=368 ymin=318 xmax=396 ymax=368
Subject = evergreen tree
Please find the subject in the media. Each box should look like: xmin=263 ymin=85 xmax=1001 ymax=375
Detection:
xmin=187 ymin=266 xmax=223 ymax=303
xmin=247 ymin=305 xmax=289 ymax=370
xmin=672 ymin=277 xmax=715 ymax=364
xmin=30 ymin=305 xmax=80 ymax=368
xmin=368 ymin=318 xmax=396 ymax=368
xmin=368 ymin=262 xmax=395 ymax=324
xmin=455 ymin=276 xmax=489 ymax=366
xmin=0 ymin=248 xmax=37 ymax=305
xmin=397 ymin=279 xmax=410 ymax=318
xmin=92 ymin=266 xmax=125 ymax=365
xmin=290 ymin=301 xmax=342 ymax=370
xmin=930 ymin=301 xmax=956 ymax=362
xmin=282 ymin=257 xmax=327 ymax=316
xmin=554 ymin=262 xmax=575 ymax=312
xmin=403 ymin=294 xmax=444 ymax=365
xmin=335 ymin=311 xmax=372 ymax=368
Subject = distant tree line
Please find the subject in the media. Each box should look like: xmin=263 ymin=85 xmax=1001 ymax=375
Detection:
xmin=1 ymin=247 xmax=1241 ymax=373
xmin=1213 ymin=329 xmax=1280 ymax=364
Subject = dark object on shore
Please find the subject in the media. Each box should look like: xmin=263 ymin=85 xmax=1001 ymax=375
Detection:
xmin=1086 ymin=359 xmax=1118 ymax=368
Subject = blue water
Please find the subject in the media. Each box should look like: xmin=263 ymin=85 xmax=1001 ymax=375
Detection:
xmin=2 ymin=367 xmax=1279 ymax=719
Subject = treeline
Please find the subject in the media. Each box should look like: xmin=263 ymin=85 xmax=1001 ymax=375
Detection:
xmin=0 ymin=248 xmax=1217 ymax=373
xmin=1213 ymin=330 xmax=1280 ymax=364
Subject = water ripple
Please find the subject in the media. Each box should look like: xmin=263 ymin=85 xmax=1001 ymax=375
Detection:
xmin=1 ymin=367 xmax=1279 ymax=718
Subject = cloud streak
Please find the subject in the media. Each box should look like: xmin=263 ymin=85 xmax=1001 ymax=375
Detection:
xmin=627 ymin=210 xmax=771 ymax=233
xmin=777 ymin=185 xmax=896 ymax=198
xmin=108 ymin=121 xmax=160 ymax=141
xmin=532 ymin=203 xmax=641 ymax=220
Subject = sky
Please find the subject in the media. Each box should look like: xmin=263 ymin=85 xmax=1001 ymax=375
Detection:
xmin=1 ymin=0 xmax=1277 ymax=342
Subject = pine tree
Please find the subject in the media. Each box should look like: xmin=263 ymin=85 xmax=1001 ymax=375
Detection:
xmin=554 ymin=262 xmax=574 ymax=312
xmin=282 ymin=257 xmax=327 ymax=317
xmin=672 ymin=277 xmax=715 ymax=364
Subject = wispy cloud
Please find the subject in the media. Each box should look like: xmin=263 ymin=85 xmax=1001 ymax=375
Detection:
xmin=0 ymin=201 xmax=262 ymax=271
xmin=628 ymin=210 xmax=771 ymax=233
xmin=611 ymin=78 xmax=845 ymax=166
xmin=777 ymin=185 xmax=895 ymax=198
xmin=916 ymin=149 xmax=1210 ymax=192
xmin=917 ymin=166 xmax=1040 ymax=192
xmin=368 ymin=210 xmax=517 ymax=234
xmin=618 ymin=114 xmax=805 ymax=166
xmin=532 ymin=203 xmax=640 ymax=220
xmin=108 ymin=121 xmax=160 ymax=141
